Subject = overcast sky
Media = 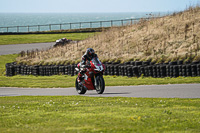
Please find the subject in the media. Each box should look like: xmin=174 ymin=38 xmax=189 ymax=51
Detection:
xmin=0 ymin=0 xmax=199 ymax=13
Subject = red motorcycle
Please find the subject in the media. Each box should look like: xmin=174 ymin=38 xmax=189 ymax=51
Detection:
xmin=75 ymin=56 xmax=106 ymax=94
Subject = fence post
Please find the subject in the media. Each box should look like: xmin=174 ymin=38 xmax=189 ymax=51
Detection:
xmin=111 ymin=20 xmax=113 ymax=27
xmin=49 ymin=24 xmax=51 ymax=31
xmin=70 ymin=23 xmax=72 ymax=29
xmin=90 ymin=22 xmax=92 ymax=28
xmin=38 ymin=25 xmax=40 ymax=31
xmin=60 ymin=24 xmax=62 ymax=30
xmin=100 ymin=21 xmax=102 ymax=27
xmin=7 ymin=27 xmax=8 ymax=32
xmin=80 ymin=22 xmax=81 ymax=29
xmin=121 ymin=20 xmax=124 ymax=26
xmin=17 ymin=26 xmax=19 ymax=32
xmin=28 ymin=26 xmax=29 ymax=32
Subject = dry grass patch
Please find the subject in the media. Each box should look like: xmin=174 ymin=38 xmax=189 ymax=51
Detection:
xmin=17 ymin=6 xmax=200 ymax=65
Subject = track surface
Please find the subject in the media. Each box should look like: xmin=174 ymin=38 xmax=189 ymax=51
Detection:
xmin=1 ymin=84 xmax=200 ymax=98
xmin=0 ymin=42 xmax=54 ymax=55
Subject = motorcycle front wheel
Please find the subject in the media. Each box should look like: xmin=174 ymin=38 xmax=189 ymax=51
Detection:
xmin=75 ymin=78 xmax=87 ymax=94
xmin=95 ymin=75 xmax=105 ymax=94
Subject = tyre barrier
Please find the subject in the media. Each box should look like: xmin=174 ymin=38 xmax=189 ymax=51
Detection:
xmin=5 ymin=61 xmax=200 ymax=78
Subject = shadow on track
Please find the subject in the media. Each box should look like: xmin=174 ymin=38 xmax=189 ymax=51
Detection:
xmin=85 ymin=92 xmax=130 ymax=96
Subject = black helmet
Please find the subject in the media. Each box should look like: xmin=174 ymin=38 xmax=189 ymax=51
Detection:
xmin=86 ymin=48 xmax=95 ymax=60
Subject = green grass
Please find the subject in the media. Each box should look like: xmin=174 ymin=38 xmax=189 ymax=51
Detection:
xmin=1 ymin=75 xmax=200 ymax=88
xmin=0 ymin=96 xmax=200 ymax=133
xmin=1 ymin=54 xmax=200 ymax=88
xmin=0 ymin=33 xmax=97 ymax=45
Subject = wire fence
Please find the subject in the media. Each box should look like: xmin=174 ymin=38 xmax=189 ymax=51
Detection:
xmin=0 ymin=18 xmax=148 ymax=33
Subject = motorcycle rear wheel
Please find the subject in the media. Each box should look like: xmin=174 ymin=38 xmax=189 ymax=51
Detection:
xmin=75 ymin=78 xmax=87 ymax=94
xmin=95 ymin=76 xmax=105 ymax=94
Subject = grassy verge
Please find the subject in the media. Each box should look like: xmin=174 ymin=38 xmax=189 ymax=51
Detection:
xmin=0 ymin=32 xmax=97 ymax=45
xmin=1 ymin=75 xmax=200 ymax=88
xmin=0 ymin=96 xmax=200 ymax=133
xmin=1 ymin=54 xmax=200 ymax=88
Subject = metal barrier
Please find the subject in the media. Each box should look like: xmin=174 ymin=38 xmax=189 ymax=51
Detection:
xmin=0 ymin=18 xmax=147 ymax=33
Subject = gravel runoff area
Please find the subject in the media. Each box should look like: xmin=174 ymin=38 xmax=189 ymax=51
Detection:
xmin=0 ymin=42 xmax=54 ymax=55
xmin=1 ymin=84 xmax=200 ymax=98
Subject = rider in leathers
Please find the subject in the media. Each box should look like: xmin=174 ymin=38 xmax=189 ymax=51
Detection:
xmin=77 ymin=48 xmax=97 ymax=83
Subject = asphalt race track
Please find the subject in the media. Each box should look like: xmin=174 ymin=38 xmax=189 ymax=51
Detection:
xmin=0 ymin=42 xmax=54 ymax=55
xmin=1 ymin=84 xmax=200 ymax=98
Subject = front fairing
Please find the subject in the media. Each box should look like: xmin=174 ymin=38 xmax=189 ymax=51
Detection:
xmin=90 ymin=57 xmax=104 ymax=73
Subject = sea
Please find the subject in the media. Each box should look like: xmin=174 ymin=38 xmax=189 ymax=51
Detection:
xmin=0 ymin=12 xmax=169 ymax=32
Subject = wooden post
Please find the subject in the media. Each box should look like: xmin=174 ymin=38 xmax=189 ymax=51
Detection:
xmin=111 ymin=20 xmax=113 ymax=27
xmin=60 ymin=24 xmax=62 ymax=30
xmin=17 ymin=26 xmax=19 ymax=32
xmin=28 ymin=26 xmax=29 ymax=32
xmin=100 ymin=21 xmax=102 ymax=27
xmin=70 ymin=23 xmax=72 ymax=29
xmin=38 ymin=25 xmax=40 ymax=31
xmin=121 ymin=20 xmax=124 ymax=26
xmin=49 ymin=24 xmax=51 ymax=31
xmin=90 ymin=22 xmax=92 ymax=28
xmin=80 ymin=23 xmax=81 ymax=29
xmin=7 ymin=27 xmax=8 ymax=32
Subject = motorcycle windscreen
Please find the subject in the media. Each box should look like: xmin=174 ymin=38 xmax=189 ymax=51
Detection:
xmin=91 ymin=57 xmax=103 ymax=71
xmin=91 ymin=57 xmax=101 ymax=66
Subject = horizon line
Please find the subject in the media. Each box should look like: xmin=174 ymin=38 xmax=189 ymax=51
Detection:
xmin=0 ymin=11 xmax=174 ymax=14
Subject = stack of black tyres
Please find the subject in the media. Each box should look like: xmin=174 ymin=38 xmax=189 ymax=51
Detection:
xmin=32 ymin=66 xmax=39 ymax=76
xmin=197 ymin=64 xmax=200 ymax=76
xmin=191 ymin=64 xmax=197 ymax=77
xmin=127 ymin=65 xmax=133 ymax=77
xmin=182 ymin=65 xmax=186 ymax=77
xmin=39 ymin=66 xmax=44 ymax=76
xmin=73 ymin=64 xmax=78 ymax=76
xmin=118 ymin=65 xmax=123 ymax=76
xmin=53 ymin=65 xmax=59 ymax=75
xmin=64 ymin=65 xmax=69 ymax=75
xmin=71 ymin=65 xmax=74 ymax=76
xmin=135 ymin=61 xmax=142 ymax=77
xmin=59 ymin=66 xmax=65 ymax=75
xmin=67 ymin=65 xmax=71 ymax=76
xmin=186 ymin=65 xmax=192 ymax=77
xmin=104 ymin=62 xmax=111 ymax=76
xmin=4 ymin=61 xmax=200 ymax=78
xmin=23 ymin=66 xmax=28 ymax=75
xmin=178 ymin=65 xmax=182 ymax=76
xmin=6 ymin=63 xmax=14 ymax=76
xmin=160 ymin=65 xmax=166 ymax=77
xmin=110 ymin=65 xmax=114 ymax=75
xmin=114 ymin=64 xmax=119 ymax=76
xmin=14 ymin=65 xmax=21 ymax=75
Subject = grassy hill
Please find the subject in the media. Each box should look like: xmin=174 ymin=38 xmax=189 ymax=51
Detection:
xmin=16 ymin=6 xmax=200 ymax=65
